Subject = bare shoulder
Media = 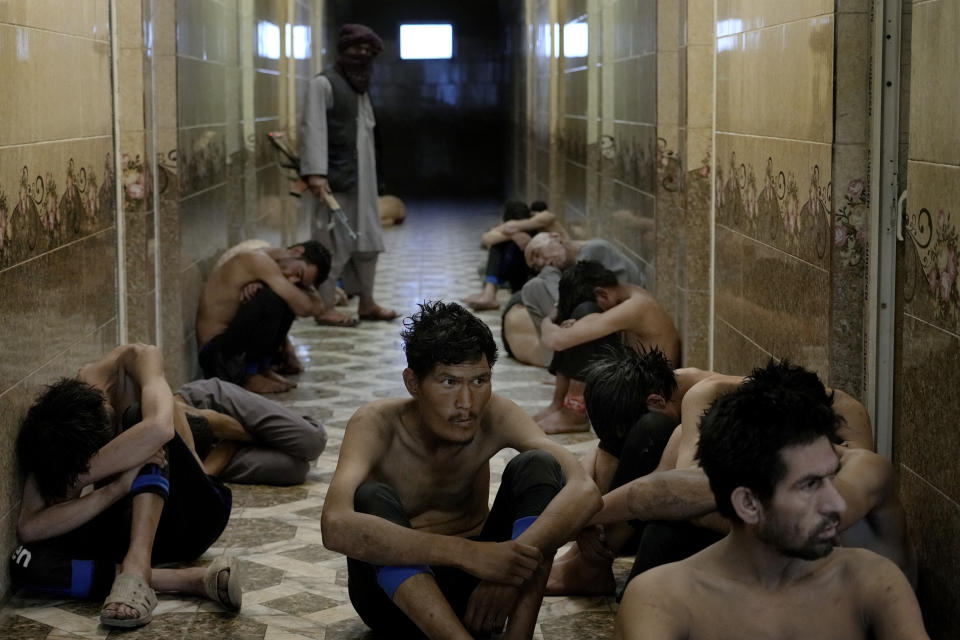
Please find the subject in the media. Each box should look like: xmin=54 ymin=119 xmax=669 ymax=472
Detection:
xmin=483 ymin=393 xmax=545 ymax=444
xmin=345 ymin=397 xmax=407 ymax=437
xmin=618 ymin=560 xmax=692 ymax=635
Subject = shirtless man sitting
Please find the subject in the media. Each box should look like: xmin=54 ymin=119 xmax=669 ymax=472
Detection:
xmin=550 ymin=358 xmax=913 ymax=596
xmin=12 ymin=344 xmax=241 ymax=628
xmin=536 ymin=260 xmax=679 ymax=433
xmin=519 ymin=232 xmax=646 ymax=428
xmin=196 ymin=240 xmax=330 ymax=393
xmin=321 ymin=301 xmax=601 ymax=639
xmin=614 ymin=365 xmax=927 ymax=639
xmin=463 ymin=200 xmax=556 ymax=311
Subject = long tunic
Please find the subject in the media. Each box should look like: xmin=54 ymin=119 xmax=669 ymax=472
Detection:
xmin=299 ymin=74 xmax=384 ymax=255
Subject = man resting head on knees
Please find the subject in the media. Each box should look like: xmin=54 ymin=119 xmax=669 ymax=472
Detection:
xmin=465 ymin=200 xmax=557 ymax=312
xmin=174 ymin=377 xmax=327 ymax=485
xmin=535 ymin=260 xmax=679 ymax=435
xmin=196 ymin=240 xmax=331 ymax=394
xmin=321 ymin=301 xmax=601 ymax=640
xmin=13 ymin=344 xmax=241 ymax=629
xmin=614 ymin=364 xmax=928 ymax=640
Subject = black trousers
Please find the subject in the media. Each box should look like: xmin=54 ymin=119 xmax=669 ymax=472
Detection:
xmin=347 ymin=450 xmax=564 ymax=637
xmin=10 ymin=434 xmax=232 ymax=600
xmin=549 ymin=302 xmax=620 ymax=380
xmin=199 ymin=286 xmax=295 ymax=384
xmin=485 ymin=241 xmax=533 ymax=292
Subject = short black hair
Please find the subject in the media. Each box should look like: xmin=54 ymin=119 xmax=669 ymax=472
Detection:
xmin=401 ymin=300 xmax=498 ymax=378
xmin=290 ymin=240 xmax=332 ymax=287
xmin=18 ymin=378 xmax=115 ymax=501
xmin=584 ymin=343 xmax=678 ymax=439
xmin=502 ymin=200 xmax=531 ymax=222
xmin=557 ymin=260 xmax=618 ymax=322
xmin=530 ymin=200 xmax=548 ymax=212
xmin=696 ymin=359 xmax=840 ymax=523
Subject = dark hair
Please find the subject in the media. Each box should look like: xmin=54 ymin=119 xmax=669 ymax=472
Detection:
xmin=557 ymin=260 xmax=618 ymax=322
xmin=401 ymin=300 xmax=498 ymax=378
xmin=502 ymin=200 xmax=531 ymax=222
xmin=584 ymin=343 xmax=678 ymax=439
xmin=530 ymin=200 xmax=548 ymax=212
xmin=18 ymin=378 xmax=114 ymax=501
xmin=696 ymin=359 xmax=840 ymax=522
xmin=290 ymin=241 xmax=332 ymax=287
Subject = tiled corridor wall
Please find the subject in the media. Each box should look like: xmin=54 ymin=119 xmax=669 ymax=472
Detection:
xmin=0 ymin=2 xmax=117 ymax=599
xmin=0 ymin=0 xmax=321 ymax=601
xmin=896 ymin=0 xmax=960 ymax=634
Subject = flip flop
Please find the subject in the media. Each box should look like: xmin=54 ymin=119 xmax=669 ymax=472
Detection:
xmin=99 ymin=572 xmax=158 ymax=628
xmin=358 ymin=306 xmax=399 ymax=321
xmin=314 ymin=313 xmax=358 ymax=327
xmin=204 ymin=555 xmax=242 ymax=612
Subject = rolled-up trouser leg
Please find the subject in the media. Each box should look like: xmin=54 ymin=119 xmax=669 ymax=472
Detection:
xmin=481 ymin=450 xmax=565 ymax=541
xmin=9 ymin=540 xmax=118 ymax=600
xmin=347 ymin=483 xmax=475 ymax=636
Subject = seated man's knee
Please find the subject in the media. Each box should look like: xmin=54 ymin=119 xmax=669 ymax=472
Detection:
xmin=288 ymin=420 xmax=327 ymax=460
xmin=504 ymin=450 xmax=563 ymax=488
xmin=571 ymin=300 xmax=603 ymax=320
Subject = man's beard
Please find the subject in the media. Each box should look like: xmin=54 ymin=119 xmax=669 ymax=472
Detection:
xmin=337 ymin=55 xmax=374 ymax=93
xmin=757 ymin=513 xmax=840 ymax=561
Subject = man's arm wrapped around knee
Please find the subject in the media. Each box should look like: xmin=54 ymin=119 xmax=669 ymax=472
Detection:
xmin=17 ymin=459 xmax=159 ymax=544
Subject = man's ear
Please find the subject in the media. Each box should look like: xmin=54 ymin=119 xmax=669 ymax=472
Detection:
xmin=289 ymin=245 xmax=305 ymax=257
xmin=402 ymin=368 xmax=420 ymax=397
xmin=731 ymin=487 xmax=761 ymax=524
xmin=646 ymin=393 xmax=668 ymax=412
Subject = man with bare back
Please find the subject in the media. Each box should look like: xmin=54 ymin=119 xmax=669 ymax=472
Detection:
xmin=536 ymin=260 xmax=679 ymax=433
xmin=196 ymin=240 xmax=330 ymax=393
xmin=321 ymin=301 xmax=601 ymax=639
xmin=614 ymin=362 xmax=927 ymax=639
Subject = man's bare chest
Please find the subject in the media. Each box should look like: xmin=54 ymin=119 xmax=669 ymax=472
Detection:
xmin=687 ymin=584 xmax=864 ymax=640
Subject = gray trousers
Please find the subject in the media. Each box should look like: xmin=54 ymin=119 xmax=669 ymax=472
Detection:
xmin=177 ymin=378 xmax=327 ymax=485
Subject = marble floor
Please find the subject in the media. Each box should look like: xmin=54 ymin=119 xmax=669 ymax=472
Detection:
xmin=0 ymin=200 xmax=631 ymax=639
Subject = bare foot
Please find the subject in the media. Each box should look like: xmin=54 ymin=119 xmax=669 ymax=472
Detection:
xmin=358 ymin=304 xmax=399 ymax=321
xmin=546 ymin=546 xmax=616 ymax=596
xmin=462 ymin=293 xmax=500 ymax=311
xmin=244 ymin=373 xmax=290 ymax=394
xmin=315 ymin=310 xmax=358 ymax=326
xmin=266 ymin=369 xmax=296 ymax=389
xmin=533 ymin=402 xmax=562 ymax=422
xmin=538 ymin=406 xmax=589 ymax=434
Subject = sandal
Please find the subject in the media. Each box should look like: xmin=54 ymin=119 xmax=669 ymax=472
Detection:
xmin=204 ymin=555 xmax=242 ymax=612
xmin=99 ymin=573 xmax=158 ymax=628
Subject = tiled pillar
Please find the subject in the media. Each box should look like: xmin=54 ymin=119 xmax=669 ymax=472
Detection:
xmin=895 ymin=1 xmax=960 ymax=634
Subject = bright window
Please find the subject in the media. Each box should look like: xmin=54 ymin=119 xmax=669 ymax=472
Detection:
xmin=400 ymin=24 xmax=453 ymax=60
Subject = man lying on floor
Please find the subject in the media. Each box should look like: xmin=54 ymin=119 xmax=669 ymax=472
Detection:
xmin=321 ymin=301 xmax=600 ymax=639
xmin=196 ymin=239 xmax=331 ymax=394
xmin=614 ymin=363 xmax=927 ymax=639
xmin=549 ymin=356 xmax=916 ymax=599
xmin=537 ymin=260 xmax=679 ymax=434
xmin=12 ymin=344 xmax=241 ymax=629
xmin=175 ymin=377 xmax=327 ymax=485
